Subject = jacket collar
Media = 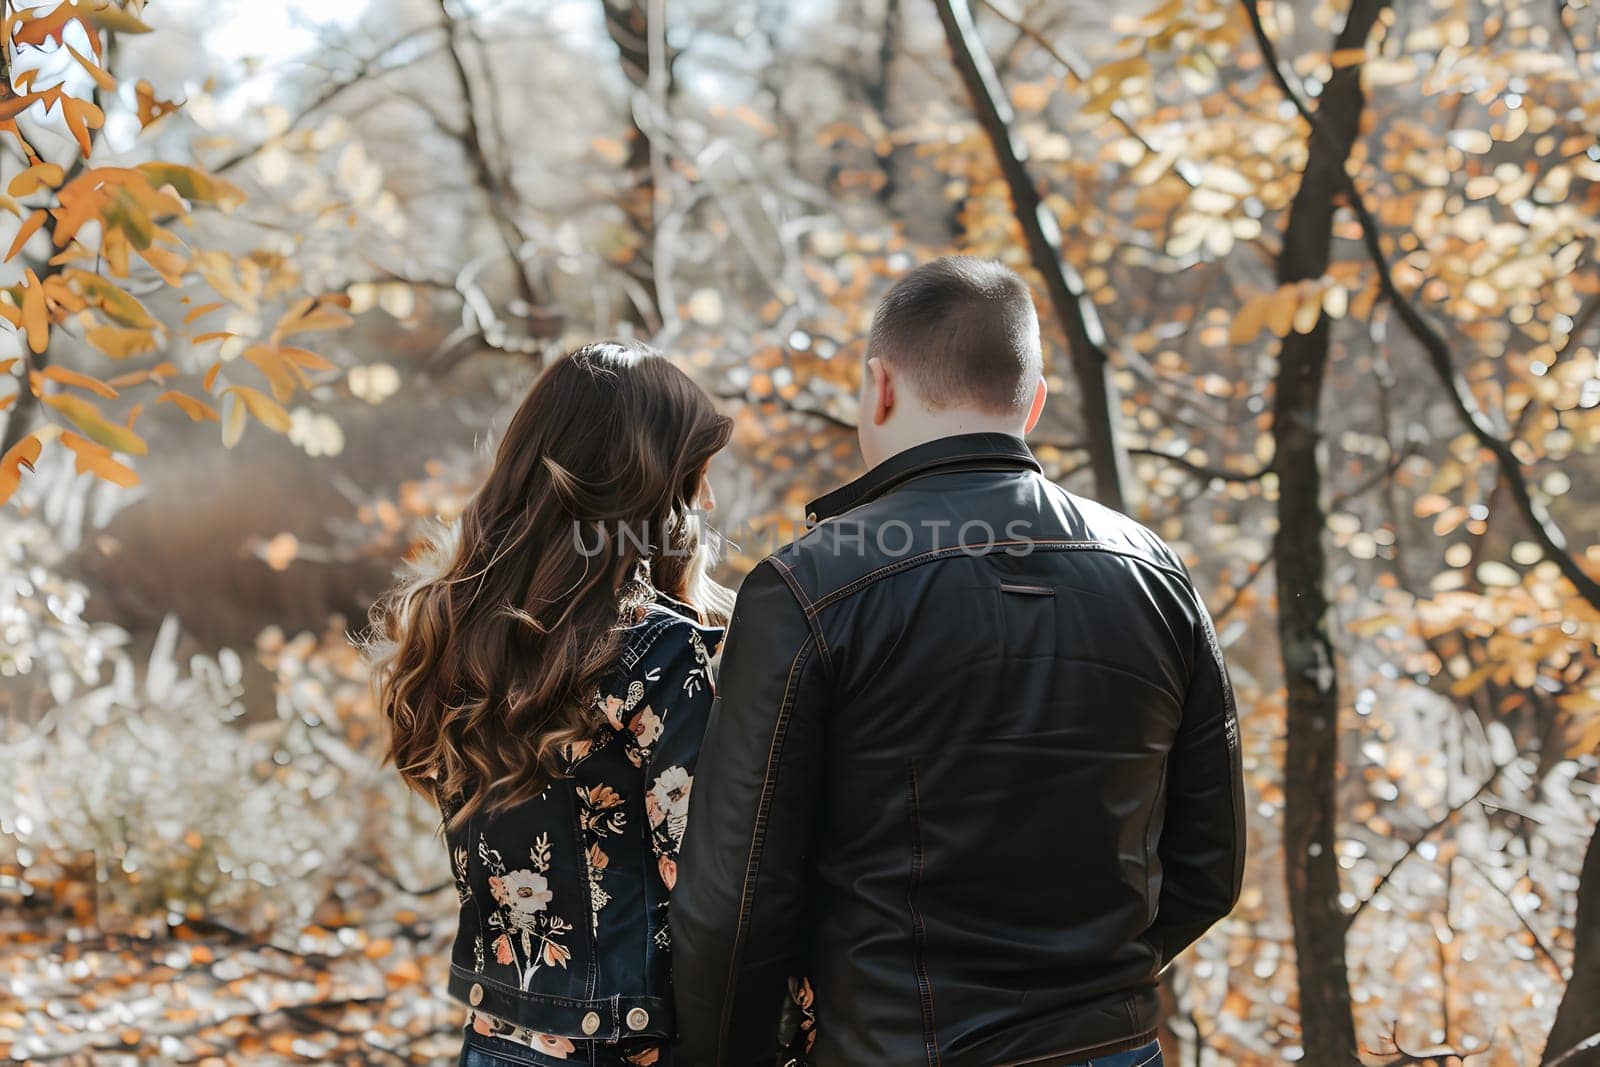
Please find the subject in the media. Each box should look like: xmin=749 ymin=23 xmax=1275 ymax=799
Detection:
xmin=806 ymin=432 xmax=1041 ymax=525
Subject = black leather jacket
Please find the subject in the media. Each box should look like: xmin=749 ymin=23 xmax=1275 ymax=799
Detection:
xmin=673 ymin=433 xmax=1245 ymax=1067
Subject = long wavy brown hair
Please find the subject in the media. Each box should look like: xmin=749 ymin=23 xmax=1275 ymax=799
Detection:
xmin=367 ymin=341 xmax=733 ymax=829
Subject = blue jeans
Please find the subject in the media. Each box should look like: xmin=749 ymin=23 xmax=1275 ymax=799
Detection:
xmin=1070 ymin=1040 xmax=1164 ymax=1067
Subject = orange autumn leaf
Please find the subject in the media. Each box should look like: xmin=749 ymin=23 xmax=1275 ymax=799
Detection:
xmin=0 ymin=432 xmax=45 ymax=505
xmin=66 ymin=43 xmax=116 ymax=92
xmin=280 ymin=346 xmax=336 ymax=373
xmin=156 ymin=390 xmax=220 ymax=422
xmin=224 ymin=384 xmax=291 ymax=433
xmin=7 ymin=162 xmax=65 ymax=198
xmin=273 ymin=298 xmax=354 ymax=340
xmin=135 ymin=79 xmax=182 ymax=128
xmin=61 ymin=95 xmax=105 ymax=156
xmin=60 ymin=431 xmax=139 ymax=488
xmin=20 ymin=269 xmax=48 ymax=354
xmin=85 ymin=325 xmax=158 ymax=360
xmin=106 ymin=362 xmax=177 ymax=389
xmin=3 ymin=209 xmax=45 ymax=262
xmin=183 ymin=301 xmax=224 ymax=326
xmin=44 ymin=393 xmax=147 ymax=455
xmin=42 ymin=366 xmax=118 ymax=399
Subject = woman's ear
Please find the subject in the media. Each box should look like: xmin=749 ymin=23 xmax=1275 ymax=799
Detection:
xmin=1023 ymin=376 xmax=1048 ymax=434
xmin=868 ymin=357 xmax=895 ymax=426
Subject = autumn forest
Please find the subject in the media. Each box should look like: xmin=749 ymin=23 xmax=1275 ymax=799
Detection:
xmin=1 ymin=0 xmax=1598 ymax=1063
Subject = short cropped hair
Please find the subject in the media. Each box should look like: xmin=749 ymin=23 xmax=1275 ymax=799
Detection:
xmin=866 ymin=256 xmax=1042 ymax=413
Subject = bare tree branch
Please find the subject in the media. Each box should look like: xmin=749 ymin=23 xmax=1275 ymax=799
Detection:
xmin=212 ymin=24 xmax=447 ymax=174
xmin=932 ymin=0 xmax=1130 ymax=510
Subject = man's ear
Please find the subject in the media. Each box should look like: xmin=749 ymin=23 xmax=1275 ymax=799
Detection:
xmin=868 ymin=357 xmax=894 ymax=426
xmin=1022 ymin=376 xmax=1047 ymax=434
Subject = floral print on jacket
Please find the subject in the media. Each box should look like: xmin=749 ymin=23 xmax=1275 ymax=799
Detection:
xmin=444 ymin=596 xmax=722 ymax=1062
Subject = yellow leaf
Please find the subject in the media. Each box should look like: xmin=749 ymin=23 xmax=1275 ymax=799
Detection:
xmin=60 ymin=431 xmax=139 ymax=488
xmin=225 ymin=384 xmax=291 ymax=433
xmin=243 ymin=344 xmax=306 ymax=401
xmin=137 ymin=243 xmax=188 ymax=286
xmin=66 ymin=270 xmax=158 ymax=329
xmin=1229 ymin=293 xmax=1268 ymax=345
xmin=102 ymin=187 xmax=155 ymax=249
xmin=102 ymin=226 xmax=130 ymax=276
xmin=220 ymin=389 xmax=247 ymax=447
xmin=135 ymin=163 xmax=245 ymax=211
xmin=81 ymin=2 xmax=153 ymax=34
xmin=43 ymin=393 xmax=147 ymax=454
xmin=85 ymin=326 xmax=158 ymax=360
xmin=1093 ymin=56 xmax=1151 ymax=87
xmin=195 ymin=251 xmax=258 ymax=314
xmin=1264 ymin=284 xmax=1298 ymax=338
xmin=6 ymin=209 xmax=47 ymax=262
xmin=273 ymin=300 xmax=354 ymax=340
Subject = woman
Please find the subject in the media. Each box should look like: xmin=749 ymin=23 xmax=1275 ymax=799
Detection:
xmin=370 ymin=341 xmax=733 ymax=1066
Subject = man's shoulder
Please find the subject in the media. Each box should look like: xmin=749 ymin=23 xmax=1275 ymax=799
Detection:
xmin=1049 ymin=485 xmax=1192 ymax=579
xmin=765 ymin=474 xmax=1191 ymax=607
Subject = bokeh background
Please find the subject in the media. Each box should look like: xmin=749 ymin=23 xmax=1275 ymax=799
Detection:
xmin=2 ymin=0 xmax=1599 ymax=1063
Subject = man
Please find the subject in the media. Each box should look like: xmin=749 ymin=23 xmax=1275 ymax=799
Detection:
xmin=673 ymin=257 xmax=1245 ymax=1067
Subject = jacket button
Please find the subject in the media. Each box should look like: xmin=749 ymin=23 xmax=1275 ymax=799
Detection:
xmin=805 ymin=511 xmax=818 ymax=527
xmin=467 ymin=983 xmax=484 ymax=1006
xmin=581 ymin=1011 xmax=601 ymax=1036
xmin=626 ymin=1007 xmax=650 ymax=1031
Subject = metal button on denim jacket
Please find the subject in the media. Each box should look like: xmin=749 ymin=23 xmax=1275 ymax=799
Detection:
xmin=443 ymin=596 xmax=723 ymax=1054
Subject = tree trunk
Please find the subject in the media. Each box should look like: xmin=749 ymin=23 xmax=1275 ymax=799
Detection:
xmin=931 ymin=0 xmax=1128 ymax=511
xmin=436 ymin=0 xmax=554 ymax=341
xmin=1543 ymin=819 xmax=1600 ymax=1065
xmin=1267 ymin=0 xmax=1388 ymax=1062
xmin=600 ymin=0 xmax=674 ymax=329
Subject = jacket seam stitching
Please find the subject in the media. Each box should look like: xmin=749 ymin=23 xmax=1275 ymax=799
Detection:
xmin=767 ymin=556 xmax=836 ymax=681
xmin=906 ymin=758 xmax=941 ymax=1067
xmin=710 ymin=635 xmax=816 ymax=1066
xmin=806 ymin=539 xmax=1190 ymax=616
xmin=1198 ymin=610 xmax=1247 ymax=897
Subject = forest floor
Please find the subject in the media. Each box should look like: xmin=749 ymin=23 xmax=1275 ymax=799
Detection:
xmin=0 ymin=873 xmax=463 ymax=1065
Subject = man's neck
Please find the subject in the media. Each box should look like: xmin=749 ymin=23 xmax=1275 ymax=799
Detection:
xmin=868 ymin=415 xmax=1027 ymax=470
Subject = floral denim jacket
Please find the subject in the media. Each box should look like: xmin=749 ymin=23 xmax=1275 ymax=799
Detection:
xmin=443 ymin=596 xmax=723 ymax=1058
